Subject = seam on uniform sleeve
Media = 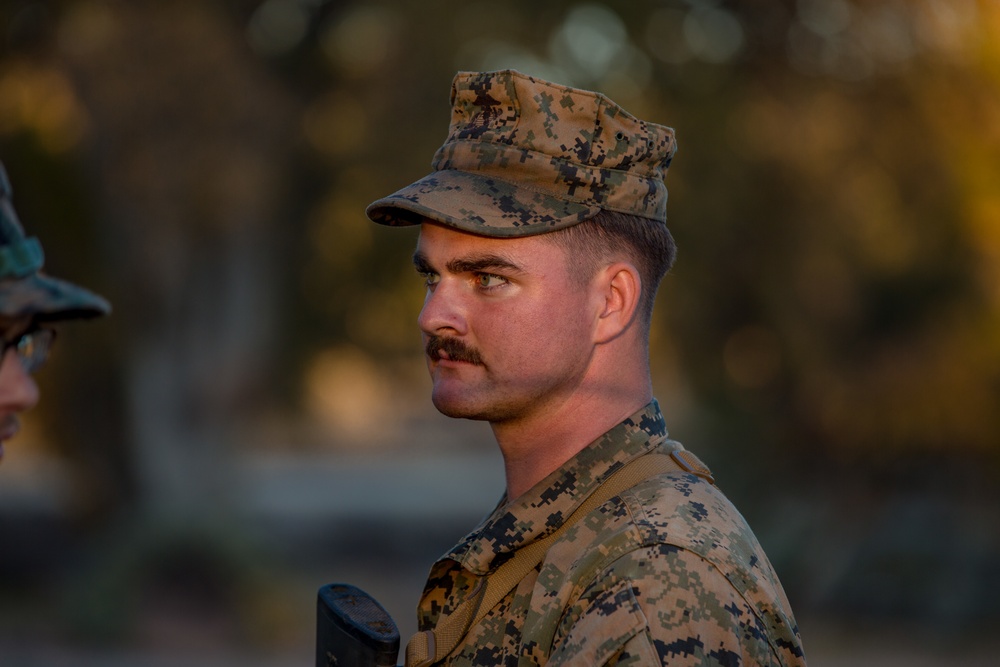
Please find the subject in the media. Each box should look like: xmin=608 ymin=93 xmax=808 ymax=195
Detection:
xmin=547 ymin=578 xmax=650 ymax=667
xmin=620 ymin=483 xmax=657 ymax=546
xmin=608 ymin=624 xmax=661 ymax=666
xmin=616 ymin=480 xmax=796 ymax=664
xmin=615 ymin=542 xmax=793 ymax=666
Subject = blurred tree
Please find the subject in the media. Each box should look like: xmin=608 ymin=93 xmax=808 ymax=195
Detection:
xmin=659 ymin=0 xmax=1000 ymax=469
xmin=2 ymin=0 xmax=300 ymax=641
xmin=1 ymin=0 xmax=298 ymax=520
xmin=279 ymin=0 xmax=1000 ymax=472
xmin=56 ymin=1 xmax=294 ymax=517
xmin=1 ymin=0 xmax=998 ymax=640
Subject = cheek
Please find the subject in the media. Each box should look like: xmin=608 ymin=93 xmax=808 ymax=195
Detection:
xmin=480 ymin=294 xmax=591 ymax=359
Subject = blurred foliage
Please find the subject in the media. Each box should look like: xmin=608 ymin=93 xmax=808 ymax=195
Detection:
xmin=267 ymin=0 xmax=1000 ymax=469
xmin=0 ymin=0 xmax=999 ymax=645
xmin=0 ymin=0 xmax=995 ymax=494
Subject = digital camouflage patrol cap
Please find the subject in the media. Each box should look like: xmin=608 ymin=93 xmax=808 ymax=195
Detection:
xmin=366 ymin=70 xmax=676 ymax=237
xmin=0 ymin=162 xmax=110 ymax=321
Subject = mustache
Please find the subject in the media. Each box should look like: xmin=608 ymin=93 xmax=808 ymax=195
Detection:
xmin=425 ymin=335 xmax=484 ymax=365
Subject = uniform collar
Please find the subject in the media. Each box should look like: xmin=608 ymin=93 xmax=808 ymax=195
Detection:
xmin=443 ymin=400 xmax=671 ymax=576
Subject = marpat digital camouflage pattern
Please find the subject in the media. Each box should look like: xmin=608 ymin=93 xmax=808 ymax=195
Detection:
xmin=415 ymin=402 xmax=806 ymax=666
xmin=0 ymin=161 xmax=110 ymax=320
xmin=366 ymin=70 xmax=676 ymax=237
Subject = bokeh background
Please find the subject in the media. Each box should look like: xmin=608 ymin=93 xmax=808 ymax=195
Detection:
xmin=1 ymin=0 xmax=998 ymax=665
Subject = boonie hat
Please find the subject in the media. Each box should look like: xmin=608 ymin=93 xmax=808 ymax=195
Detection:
xmin=0 ymin=162 xmax=110 ymax=320
xmin=366 ymin=70 xmax=676 ymax=237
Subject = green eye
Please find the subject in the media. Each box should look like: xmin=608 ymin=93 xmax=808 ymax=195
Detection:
xmin=477 ymin=273 xmax=505 ymax=288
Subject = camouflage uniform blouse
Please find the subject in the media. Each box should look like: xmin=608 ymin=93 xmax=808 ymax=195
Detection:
xmin=415 ymin=401 xmax=806 ymax=666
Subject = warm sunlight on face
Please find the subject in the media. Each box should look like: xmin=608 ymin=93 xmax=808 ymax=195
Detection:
xmin=414 ymin=223 xmax=599 ymax=426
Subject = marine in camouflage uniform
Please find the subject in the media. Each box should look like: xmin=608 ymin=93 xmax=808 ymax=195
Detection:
xmin=0 ymin=161 xmax=109 ymax=459
xmin=411 ymin=401 xmax=802 ymax=666
xmin=366 ymin=71 xmax=806 ymax=666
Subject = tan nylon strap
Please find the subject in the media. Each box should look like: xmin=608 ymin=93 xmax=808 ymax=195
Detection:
xmin=405 ymin=449 xmax=713 ymax=667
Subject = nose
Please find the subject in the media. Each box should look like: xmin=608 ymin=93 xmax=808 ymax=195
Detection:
xmin=0 ymin=349 xmax=41 ymax=413
xmin=417 ymin=280 xmax=467 ymax=338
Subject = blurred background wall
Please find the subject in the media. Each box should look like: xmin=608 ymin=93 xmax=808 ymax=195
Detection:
xmin=0 ymin=0 xmax=998 ymax=665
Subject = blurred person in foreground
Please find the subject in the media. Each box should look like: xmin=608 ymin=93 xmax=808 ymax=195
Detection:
xmin=366 ymin=71 xmax=806 ymax=666
xmin=0 ymin=161 xmax=110 ymax=461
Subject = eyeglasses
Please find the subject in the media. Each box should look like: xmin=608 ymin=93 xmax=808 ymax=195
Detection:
xmin=1 ymin=328 xmax=56 ymax=374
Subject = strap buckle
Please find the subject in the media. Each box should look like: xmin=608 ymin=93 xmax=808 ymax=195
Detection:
xmin=406 ymin=630 xmax=436 ymax=667
xmin=669 ymin=450 xmax=716 ymax=484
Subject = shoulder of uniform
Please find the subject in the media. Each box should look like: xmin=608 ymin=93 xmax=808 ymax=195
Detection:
xmin=544 ymin=472 xmax=749 ymax=581
xmin=539 ymin=476 xmax=805 ymax=665
xmin=625 ymin=472 xmax=752 ymax=552
xmin=570 ymin=471 xmax=782 ymax=602
xmin=570 ymin=544 xmax=806 ymax=667
xmin=621 ymin=473 xmax=764 ymax=568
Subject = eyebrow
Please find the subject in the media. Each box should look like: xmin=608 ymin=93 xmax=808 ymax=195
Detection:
xmin=412 ymin=250 xmax=523 ymax=276
xmin=412 ymin=251 xmax=433 ymax=274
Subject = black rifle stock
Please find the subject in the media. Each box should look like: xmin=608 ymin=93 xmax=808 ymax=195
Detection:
xmin=316 ymin=583 xmax=400 ymax=667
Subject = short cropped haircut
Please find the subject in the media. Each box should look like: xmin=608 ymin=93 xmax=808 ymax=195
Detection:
xmin=545 ymin=209 xmax=677 ymax=325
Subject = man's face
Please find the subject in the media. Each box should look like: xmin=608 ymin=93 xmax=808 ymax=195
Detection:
xmin=413 ymin=222 xmax=599 ymax=425
xmin=0 ymin=316 xmax=41 ymax=460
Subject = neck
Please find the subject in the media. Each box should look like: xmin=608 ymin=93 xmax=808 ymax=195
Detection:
xmin=493 ymin=367 xmax=652 ymax=500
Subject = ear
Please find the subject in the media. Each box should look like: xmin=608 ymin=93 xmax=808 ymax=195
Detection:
xmin=593 ymin=262 xmax=642 ymax=344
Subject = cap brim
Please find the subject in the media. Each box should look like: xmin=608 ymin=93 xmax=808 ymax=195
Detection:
xmin=0 ymin=273 xmax=111 ymax=321
xmin=365 ymin=170 xmax=601 ymax=238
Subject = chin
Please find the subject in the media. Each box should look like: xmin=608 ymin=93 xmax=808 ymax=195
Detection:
xmin=431 ymin=386 xmax=529 ymax=424
xmin=431 ymin=393 xmax=489 ymax=421
xmin=430 ymin=382 xmax=507 ymax=421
